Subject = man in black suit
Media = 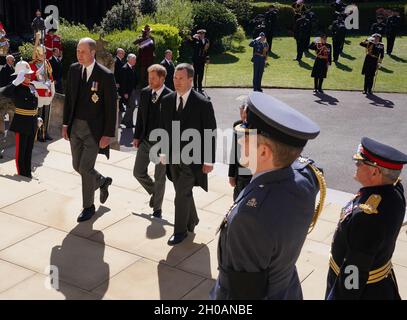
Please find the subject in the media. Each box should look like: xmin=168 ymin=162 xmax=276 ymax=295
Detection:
xmin=160 ymin=50 xmax=175 ymax=91
xmin=133 ymin=64 xmax=172 ymax=218
xmin=119 ymin=53 xmax=138 ymax=128
xmin=62 ymin=38 xmax=117 ymax=222
xmin=114 ymin=48 xmax=126 ymax=112
xmin=160 ymin=63 xmax=217 ymax=245
xmin=0 ymin=55 xmax=15 ymax=87
xmin=49 ymin=48 xmax=63 ymax=93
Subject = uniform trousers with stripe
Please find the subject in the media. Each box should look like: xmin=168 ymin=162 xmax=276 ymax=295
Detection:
xmin=15 ymin=132 xmax=35 ymax=178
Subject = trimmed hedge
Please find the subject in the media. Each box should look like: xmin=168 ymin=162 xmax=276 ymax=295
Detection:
xmin=250 ymin=1 xmax=407 ymax=36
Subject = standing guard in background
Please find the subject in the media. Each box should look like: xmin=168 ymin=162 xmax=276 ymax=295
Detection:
xmin=134 ymin=25 xmax=155 ymax=88
xmin=330 ymin=15 xmax=347 ymax=62
xmin=160 ymin=49 xmax=175 ymax=91
xmin=293 ymin=14 xmax=310 ymax=61
xmin=190 ymin=29 xmax=209 ymax=94
xmin=0 ymin=61 xmax=39 ymax=178
xmin=331 ymin=0 xmax=347 ymax=19
xmin=249 ymin=32 xmax=268 ymax=92
xmin=264 ymin=6 xmax=279 ymax=54
xmin=31 ymin=9 xmax=46 ymax=41
xmin=360 ymin=34 xmax=384 ymax=95
xmin=30 ymin=33 xmax=55 ymax=142
xmin=44 ymin=28 xmax=62 ymax=60
xmin=370 ymin=15 xmax=386 ymax=42
xmin=309 ymin=35 xmax=332 ymax=94
xmin=385 ymin=9 xmax=401 ymax=55
xmin=326 ymin=137 xmax=407 ymax=300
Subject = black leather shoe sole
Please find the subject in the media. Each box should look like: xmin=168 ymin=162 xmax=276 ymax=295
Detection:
xmin=152 ymin=210 xmax=162 ymax=219
xmin=100 ymin=177 xmax=112 ymax=204
xmin=167 ymin=232 xmax=188 ymax=246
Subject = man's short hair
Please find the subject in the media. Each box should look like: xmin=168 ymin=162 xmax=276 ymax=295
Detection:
xmin=116 ymin=48 xmax=125 ymax=54
xmin=380 ymin=167 xmax=401 ymax=184
xmin=175 ymin=63 xmax=194 ymax=78
xmin=165 ymin=49 xmax=172 ymax=55
xmin=78 ymin=37 xmax=96 ymax=52
xmin=6 ymin=55 xmax=14 ymax=60
xmin=127 ymin=53 xmax=137 ymax=61
xmin=148 ymin=64 xmax=167 ymax=78
xmin=257 ymin=134 xmax=303 ymax=168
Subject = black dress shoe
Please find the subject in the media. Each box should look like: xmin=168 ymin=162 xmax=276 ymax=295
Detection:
xmin=77 ymin=205 xmax=95 ymax=222
xmin=100 ymin=177 xmax=112 ymax=204
xmin=152 ymin=209 xmax=162 ymax=218
xmin=45 ymin=134 xmax=53 ymax=141
xmin=167 ymin=232 xmax=188 ymax=246
xmin=318 ymin=89 xmax=324 ymax=94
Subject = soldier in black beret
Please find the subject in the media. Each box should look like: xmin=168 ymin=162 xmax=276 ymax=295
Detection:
xmin=0 ymin=60 xmax=38 ymax=178
xmin=211 ymin=92 xmax=326 ymax=300
xmin=326 ymin=137 xmax=407 ymax=300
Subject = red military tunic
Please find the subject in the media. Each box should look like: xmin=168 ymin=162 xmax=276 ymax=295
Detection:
xmin=44 ymin=33 xmax=62 ymax=59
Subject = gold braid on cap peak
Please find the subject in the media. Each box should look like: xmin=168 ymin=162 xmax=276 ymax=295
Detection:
xmin=307 ymin=164 xmax=327 ymax=234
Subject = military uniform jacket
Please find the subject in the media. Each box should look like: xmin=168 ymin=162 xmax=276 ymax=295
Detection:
xmin=211 ymin=158 xmax=320 ymax=300
xmin=191 ymin=37 xmax=209 ymax=64
xmin=386 ymin=16 xmax=400 ymax=36
xmin=370 ymin=22 xmax=386 ymax=37
xmin=331 ymin=20 xmax=346 ymax=39
xmin=249 ymin=39 xmax=268 ymax=59
xmin=360 ymin=40 xmax=384 ymax=76
xmin=294 ymin=17 xmax=310 ymax=40
xmin=309 ymin=42 xmax=332 ymax=78
xmin=326 ymin=182 xmax=405 ymax=300
xmin=0 ymin=83 xmax=38 ymax=136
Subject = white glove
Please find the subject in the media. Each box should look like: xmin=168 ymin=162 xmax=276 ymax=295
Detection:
xmin=12 ymin=70 xmax=26 ymax=86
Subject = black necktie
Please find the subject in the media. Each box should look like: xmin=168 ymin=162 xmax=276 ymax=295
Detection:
xmin=152 ymin=91 xmax=157 ymax=103
xmin=82 ymin=67 xmax=87 ymax=84
xmin=177 ymin=96 xmax=183 ymax=113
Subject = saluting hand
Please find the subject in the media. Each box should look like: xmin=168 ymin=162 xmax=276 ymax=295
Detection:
xmin=99 ymin=136 xmax=111 ymax=149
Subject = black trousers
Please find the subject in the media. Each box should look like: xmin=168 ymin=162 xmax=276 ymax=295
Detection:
xmin=38 ymin=105 xmax=51 ymax=140
xmin=314 ymin=78 xmax=324 ymax=91
xmin=193 ymin=61 xmax=205 ymax=91
xmin=364 ymin=74 xmax=375 ymax=93
xmin=333 ymin=37 xmax=344 ymax=61
xmin=169 ymin=164 xmax=199 ymax=234
xmin=296 ymin=37 xmax=307 ymax=61
xmin=386 ymin=34 xmax=396 ymax=54
xmin=15 ymin=132 xmax=35 ymax=178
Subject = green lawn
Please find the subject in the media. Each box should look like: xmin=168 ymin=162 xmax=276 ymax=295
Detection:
xmin=205 ymin=36 xmax=407 ymax=93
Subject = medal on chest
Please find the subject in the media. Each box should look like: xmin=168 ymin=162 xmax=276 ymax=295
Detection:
xmin=91 ymin=81 xmax=99 ymax=103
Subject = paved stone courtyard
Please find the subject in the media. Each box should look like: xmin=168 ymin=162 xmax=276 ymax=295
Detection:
xmin=0 ymin=138 xmax=406 ymax=300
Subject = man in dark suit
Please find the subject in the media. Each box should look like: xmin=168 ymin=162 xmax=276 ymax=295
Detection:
xmin=160 ymin=63 xmax=217 ymax=245
xmin=62 ymin=38 xmax=117 ymax=222
xmin=133 ymin=64 xmax=172 ymax=218
xmin=114 ymin=48 xmax=126 ymax=112
xmin=160 ymin=49 xmax=175 ymax=91
xmin=49 ymin=48 xmax=63 ymax=93
xmin=0 ymin=55 xmax=15 ymax=87
xmin=119 ymin=53 xmax=138 ymax=128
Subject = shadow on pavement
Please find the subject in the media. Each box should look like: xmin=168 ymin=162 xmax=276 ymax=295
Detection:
xmin=314 ymin=92 xmax=339 ymax=106
xmin=132 ymin=212 xmax=174 ymax=240
xmin=366 ymin=94 xmax=394 ymax=109
xmin=49 ymin=206 xmax=111 ymax=299
xmin=158 ymin=233 xmax=211 ymax=299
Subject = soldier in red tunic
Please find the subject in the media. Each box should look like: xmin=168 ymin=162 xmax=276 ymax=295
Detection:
xmin=44 ymin=28 xmax=62 ymax=60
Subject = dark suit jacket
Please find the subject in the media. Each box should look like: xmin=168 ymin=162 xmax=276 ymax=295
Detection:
xmin=134 ymin=85 xmax=172 ymax=142
xmin=114 ymin=57 xmax=125 ymax=85
xmin=160 ymin=59 xmax=175 ymax=90
xmin=0 ymin=64 xmax=16 ymax=87
xmin=63 ymin=62 xmax=117 ymax=158
xmin=119 ymin=63 xmax=137 ymax=96
xmin=160 ymin=89 xmax=217 ymax=191
xmin=49 ymin=56 xmax=62 ymax=81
